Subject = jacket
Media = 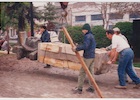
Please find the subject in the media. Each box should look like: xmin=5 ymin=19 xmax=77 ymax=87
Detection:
xmin=76 ymin=32 xmax=96 ymax=58
xmin=40 ymin=30 xmax=51 ymax=42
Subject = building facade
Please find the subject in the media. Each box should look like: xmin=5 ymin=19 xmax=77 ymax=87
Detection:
xmin=55 ymin=2 xmax=140 ymax=29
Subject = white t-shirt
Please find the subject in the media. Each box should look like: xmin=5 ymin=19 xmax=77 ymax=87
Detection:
xmin=112 ymin=34 xmax=130 ymax=52
xmin=119 ymin=34 xmax=128 ymax=43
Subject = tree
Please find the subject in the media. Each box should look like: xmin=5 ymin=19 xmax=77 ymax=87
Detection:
xmin=0 ymin=3 xmax=18 ymax=32
xmin=113 ymin=2 xmax=140 ymax=15
xmin=43 ymin=2 xmax=58 ymax=30
xmin=32 ymin=6 xmax=44 ymax=21
xmin=1 ymin=2 xmax=44 ymax=38
xmin=93 ymin=2 xmax=114 ymax=29
xmin=5 ymin=2 xmax=30 ymax=31
xmin=43 ymin=2 xmax=58 ymax=22
xmin=94 ymin=2 xmax=140 ymax=29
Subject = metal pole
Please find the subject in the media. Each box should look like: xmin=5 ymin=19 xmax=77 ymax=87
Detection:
xmin=30 ymin=2 xmax=34 ymax=36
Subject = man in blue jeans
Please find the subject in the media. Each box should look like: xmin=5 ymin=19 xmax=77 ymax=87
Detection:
xmin=106 ymin=30 xmax=140 ymax=89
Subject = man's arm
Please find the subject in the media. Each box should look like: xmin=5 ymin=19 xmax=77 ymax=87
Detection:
xmin=106 ymin=44 xmax=112 ymax=51
xmin=109 ymin=48 xmax=118 ymax=64
xmin=76 ymin=36 xmax=90 ymax=51
xmin=112 ymin=49 xmax=119 ymax=63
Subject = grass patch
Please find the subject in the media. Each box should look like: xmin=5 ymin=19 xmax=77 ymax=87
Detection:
xmin=115 ymin=62 xmax=140 ymax=68
xmin=133 ymin=63 xmax=140 ymax=68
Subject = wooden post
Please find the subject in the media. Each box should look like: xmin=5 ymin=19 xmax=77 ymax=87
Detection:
xmin=62 ymin=27 xmax=103 ymax=98
xmin=6 ymin=27 xmax=10 ymax=54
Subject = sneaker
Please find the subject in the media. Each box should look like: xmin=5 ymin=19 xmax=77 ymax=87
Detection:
xmin=86 ymin=87 xmax=94 ymax=93
xmin=72 ymin=87 xmax=82 ymax=94
xmin=133 ymin=83 xmax=140 ymax=89
xmin=115 ymin=85 xmax=127 ymax=89
xmin=44 ymin=64 xmax=51 ymax=68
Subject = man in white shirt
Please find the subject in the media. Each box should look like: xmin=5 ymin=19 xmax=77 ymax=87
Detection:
xmin=107 ymin=27 xmax=137 ymax=83
xmin=113 ymin=27 xmax=137 ymax=83
xmin=106 ymin=30 xmax=140 ymax=89
xmin=106 ymin=27 xmax=128 ymax=51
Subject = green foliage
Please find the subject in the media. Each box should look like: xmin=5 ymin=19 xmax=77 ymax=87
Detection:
xmin=133 ymin=63 xmax=140 ymax=68
xmin=0 ymin=2 xmax=30 ymax=31
xmin=43 ymin=2 xmax=58 ymax=22
xmin=114 ymin=22 xmax=133 ymax=45
xmin=61 ymin=25 xmax=110 ymax=48
xmin=0 ymin=3 xmax=11 ymax=31
xmin=62 ymin=26 xmax=84 ymax=44
xmin=33 ymin=6 xmax=44 ymax=21
xmin=91 ymin=26 xmax=111 ymax=48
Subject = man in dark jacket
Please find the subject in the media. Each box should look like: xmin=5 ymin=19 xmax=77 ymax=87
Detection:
xmin=40 ymin=25 xmax=51 ymax=42
xmin=72 ymin=23 xmax=96 ymax=94
xmin=40 ymin=25 xmax=51 ymax=68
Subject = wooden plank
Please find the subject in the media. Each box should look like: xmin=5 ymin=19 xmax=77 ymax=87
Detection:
xmin=38 ymin=56 xmax=81 ymax=70
xmin=38 ymin=42 xmax=112 ymax=75
xmin=62 ymin=27 xmax=103 ymax=98
xmin=38 ymin=42 xmax=83 ymax=55
xmin=39 ymin=43 xmax=62 ymax=53
xmin=38 ymin=49 xmax=80 ymax=63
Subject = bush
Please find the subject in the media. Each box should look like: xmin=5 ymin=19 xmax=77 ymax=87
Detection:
xmin=61 ymin=25 xmax=111 ymax=48
xmin=114 ymin=22 xmax=133 ymax=45
xmin=61 ymin=26 xmax=84 ymax=44
xmin=91 ymin=26 xmax=111 ymax=48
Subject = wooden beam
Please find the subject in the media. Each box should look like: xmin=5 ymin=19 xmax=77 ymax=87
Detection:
xmin=39 ymin=43 xmax=62 ymax=53
xmin=38 ymin=42 xmax=112 ymax=75
xmin=38 ymin=56 xmax=81 ymax=70
xmin=39 ymin=42 xmax=83 ymax=55
xmin=62 ymin=27 xmax=103 ymax=98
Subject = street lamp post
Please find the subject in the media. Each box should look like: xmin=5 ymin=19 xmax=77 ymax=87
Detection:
xmin=30 ymin=2 xmax=34 ymax=36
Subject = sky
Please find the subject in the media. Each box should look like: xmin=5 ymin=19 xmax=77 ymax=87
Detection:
xmin=1 ymin=0 xmax=140 ymax=2
xmin=33 ymin=2 xmax=76 ymax=7
xmin=33 ymin=2 xmax=47 ymax=7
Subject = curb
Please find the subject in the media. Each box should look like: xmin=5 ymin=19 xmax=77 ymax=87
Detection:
xmin=135 ymin=67 xmax=140 ymax=70
xmin=0 ymin=51 xmax=15 ymax=55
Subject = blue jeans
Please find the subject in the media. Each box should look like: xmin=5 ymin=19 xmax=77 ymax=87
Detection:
xmin=118 ymin=48 xmax=140 ymax=86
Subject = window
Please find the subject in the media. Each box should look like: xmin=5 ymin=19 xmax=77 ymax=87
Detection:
xmin=75 ymin=16 xmax=86 ymax=22
xmin=130 ymin=12 xmax=140 ymax=18
xmin=91 ymin=14 xmax=103 ymax=20
xmin=109 ymin=13 xmax=123 ymax=20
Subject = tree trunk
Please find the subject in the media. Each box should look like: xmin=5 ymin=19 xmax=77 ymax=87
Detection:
xmin=18 ymin=11 xmax=25 ymax=45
